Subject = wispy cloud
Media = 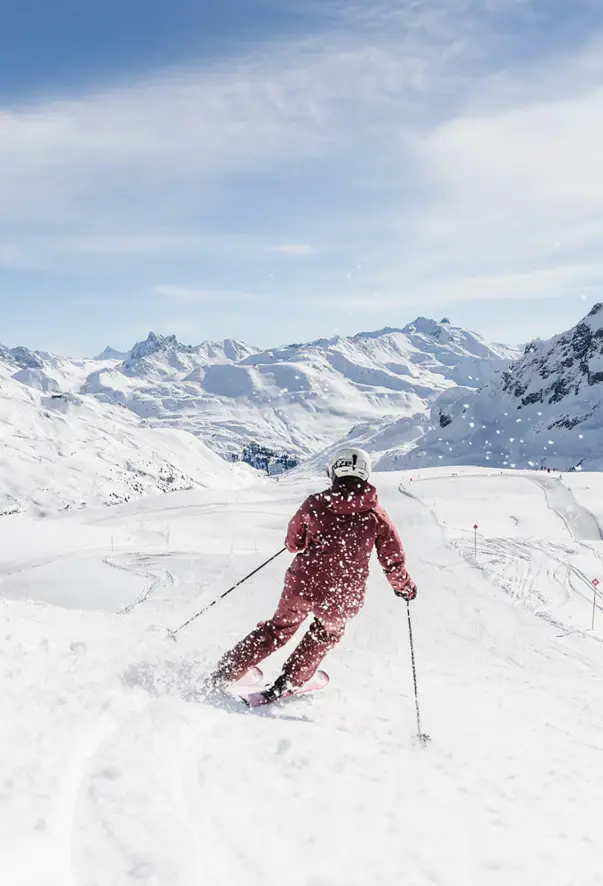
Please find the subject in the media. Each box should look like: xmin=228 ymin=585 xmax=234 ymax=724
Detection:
xmin=3 ymin=0 xmax=603 ymax=346
xmin=0 ymin=1 xmax=499 ymax=247
xmin=271 ymin=244 xmax=315 ymax=256
xmin=0 ymin=40 xmax=425 ymax=226
xmin=297 ymin=31 xmax=603 ymax=315
xmin=154 ymin=285 xmax=259 ymax=302
xmin=408 ymin=60 xmax=603 ymax=277
xmin=314 ymin=264 xmax=603 ymax=313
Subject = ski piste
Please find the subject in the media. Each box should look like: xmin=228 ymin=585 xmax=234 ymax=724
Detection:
xmin=242 ymin=670 xmax=329 ymax=708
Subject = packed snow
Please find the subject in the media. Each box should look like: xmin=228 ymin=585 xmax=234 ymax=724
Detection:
xmin=2 ymin=466 xmax=603 ymax=885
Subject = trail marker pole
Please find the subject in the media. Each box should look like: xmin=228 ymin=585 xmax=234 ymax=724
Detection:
xmin=473 ymin=524 xmax=478 ymax=559
xmin=592 ymin=578 xmax=600 ymax=630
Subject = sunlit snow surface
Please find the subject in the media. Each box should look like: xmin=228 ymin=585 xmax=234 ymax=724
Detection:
xmin=0 ymin=364 xmax=253 ymax=516
xmin=2 ymin=468 xmax=603 ymax=885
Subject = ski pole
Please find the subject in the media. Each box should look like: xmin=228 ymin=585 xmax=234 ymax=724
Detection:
xmin=406 ymin=601 xmax=431 ymax=747
xmin=166 ymin=547 xmax=287 ymax=641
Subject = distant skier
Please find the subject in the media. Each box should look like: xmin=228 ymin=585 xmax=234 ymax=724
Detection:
xmin=208 ymin=447 xmax=417 ymax=701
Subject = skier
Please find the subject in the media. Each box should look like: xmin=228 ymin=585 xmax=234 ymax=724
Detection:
xmin=208 ymin=447 xmax=417 ymax=701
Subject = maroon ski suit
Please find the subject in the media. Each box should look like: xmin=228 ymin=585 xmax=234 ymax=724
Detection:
xmin=214 ymin=479 xmax=414 ymax=688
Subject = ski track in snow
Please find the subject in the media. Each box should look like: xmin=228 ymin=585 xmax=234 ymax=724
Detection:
xmin=403 ymin=469 xmax=603 ymax=620
xmin=2 ymin=470 xmax=603 ymax=885
xmin=525 ymin=474 xmax=603 ymax=542
xmin=71 ymin=700 xmax=220 ymax=886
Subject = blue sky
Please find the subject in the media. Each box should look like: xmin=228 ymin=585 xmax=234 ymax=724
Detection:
xmin=2 ymin=0 xmax=603 ymax=354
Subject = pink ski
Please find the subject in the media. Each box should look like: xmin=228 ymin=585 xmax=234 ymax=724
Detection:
xmin=242 ymin=670 xmax=329 ymax=708
xmin=201 ymin=666 xmax=263 ymax=699
xmin=231 ymin=666 xmax=264 ymax=689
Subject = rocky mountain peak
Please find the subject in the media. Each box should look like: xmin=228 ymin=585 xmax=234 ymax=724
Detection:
xmin=403 ymin=316 xmax=448 ymax=338
xmin=0 ymin=344 xmax=43 ymax=370
xmin=95 ymin=345 xmax=129 ymax=361
xmin=126 ymin=332 xmax=192 ymax=365
xmin=502 ymin=304 xmax=603 ymax=409
xmin=398 ymin=302 xmax=603 ymax=472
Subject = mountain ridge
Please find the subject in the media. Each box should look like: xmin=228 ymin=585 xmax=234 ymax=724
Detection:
xmin=2 ymin=315 xmax=517 ymax=477
xmin=77 ymin=317 xmax=517 ymax=465
xmin=4 ymin=306 xmax=603 ymax=512
xmin=361 ymin=304 xmax=603 ymax=472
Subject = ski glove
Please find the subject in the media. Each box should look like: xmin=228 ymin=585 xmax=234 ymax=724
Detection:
xmin=394 ymin=576 xmax=417 ymax=601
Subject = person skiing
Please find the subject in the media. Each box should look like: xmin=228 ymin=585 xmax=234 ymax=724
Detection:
xmin=208 ymin=447 xmax=417 ymax=701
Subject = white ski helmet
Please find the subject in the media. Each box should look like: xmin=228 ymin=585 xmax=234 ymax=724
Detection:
xmin=328 ymin=447 xmax=372 ymax=482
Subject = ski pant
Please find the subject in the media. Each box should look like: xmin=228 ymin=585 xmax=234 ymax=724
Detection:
xmin=214 ymin=588 xmax=347 ymax=687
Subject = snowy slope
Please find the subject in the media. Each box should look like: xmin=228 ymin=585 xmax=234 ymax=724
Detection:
xmin=1 ymin=340 xmax=119 ymax=394
xmin=81 ymin=321 xmax=517 ymax=463
xmin=295 ymin=383 xmax=475 ymax=478
xmin=391 ymin=303 xmax=603 ymax=472
xmin=1 ymin=468 xmax=603 ymax=886
xmin=0 ymin=369 xmax=251 ymax=517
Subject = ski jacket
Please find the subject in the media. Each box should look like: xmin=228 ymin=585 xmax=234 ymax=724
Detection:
xmin=283 ymin=479 xmax=411 ymax=622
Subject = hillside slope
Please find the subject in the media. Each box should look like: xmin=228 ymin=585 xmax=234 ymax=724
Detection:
xmin=0 ymin=362 xmax=250 ymax=516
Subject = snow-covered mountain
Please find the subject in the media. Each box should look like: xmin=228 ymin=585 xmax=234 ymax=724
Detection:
xmin=1 ymin=341 xmax=116 ymax=393
xmin=0 ymin=317 xmax=517 ymax=509
xmin=0 ymin=357 xmax=251 ymax=517
xmin=389 ymin=303 xmax=603 ymax=472
xmin=95 ymin=345 xmax=129 ymax=361
xmin=78 ymin=321 xmax=517 ymax=466
xmin=118 ymin=331 xmax=258 ymax=378
xmin=0 ymin=343 xmax=44 ymax=370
